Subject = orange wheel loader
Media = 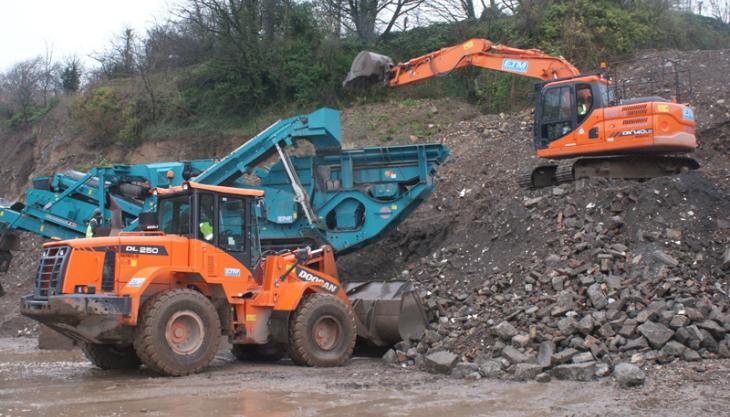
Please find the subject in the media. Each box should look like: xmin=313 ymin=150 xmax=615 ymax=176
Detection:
xmin=344 ymin=39 xmax=699 ymax=188
xmin=21 ymin=182 xmax=427 ymax=376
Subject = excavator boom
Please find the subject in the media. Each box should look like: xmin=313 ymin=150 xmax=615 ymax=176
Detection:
xmin=344 ymin=38 xmax=580 ymax=89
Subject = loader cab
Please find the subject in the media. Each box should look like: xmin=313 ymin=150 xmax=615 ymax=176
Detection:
xmin=533 ymin=77 xmax=611 ymax=150
xmin=155 ymin=183 xmax=264 ymax=268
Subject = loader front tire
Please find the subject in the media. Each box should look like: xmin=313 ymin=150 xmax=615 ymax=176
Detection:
xmin=231 ymin=341 xmax=287 ymax=362
xmin=133 ymin=289 xmax=221 ymax=376
xmin=288 ymin=294 xmax=356 ymax=367
xmin=82 ymin=343 xmax=141 ymax=370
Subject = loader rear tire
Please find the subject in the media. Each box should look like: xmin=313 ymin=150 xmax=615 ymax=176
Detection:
xmin=231 ymin=342 xmax=287 ymax=362
xmin=82 ymin=343 xmax=141 ymax=370
xmin=133 ymin=289 xmax=221 ymax=376
xmin=288 ymin=294 xmax=356 ymax=367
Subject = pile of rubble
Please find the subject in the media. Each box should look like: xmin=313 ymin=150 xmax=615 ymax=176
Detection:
xmin=346 ymin=51 xmax=730 ymax=386
xmin=377 ymin=169 xmax=730 ymax=385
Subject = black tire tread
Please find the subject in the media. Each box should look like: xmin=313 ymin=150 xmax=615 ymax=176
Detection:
xmin=133 ymin=289 xmax=221 ymax=376
xmin=288 ymin=294 xmax=356 ymax=367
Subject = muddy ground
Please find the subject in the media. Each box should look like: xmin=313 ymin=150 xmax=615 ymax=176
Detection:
xmin=1 ymin=337 xmax=729 ymax=417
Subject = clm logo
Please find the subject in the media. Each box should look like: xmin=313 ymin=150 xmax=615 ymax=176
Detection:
xmin=502 ymin=59 xmax=528 ymax=73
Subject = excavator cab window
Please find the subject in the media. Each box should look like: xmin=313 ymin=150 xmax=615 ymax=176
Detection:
xmin=539 ymin=85 xmax=575 ymax=144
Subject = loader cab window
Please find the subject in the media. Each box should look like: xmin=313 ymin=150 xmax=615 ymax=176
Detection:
xmin=218 ymin=197 xmax=246 ymax=252
xmin=198 ymin=193 xmax=215 ymax=242
xmin=540 ymin=85 xmax=575 ymax=143
xmin=158 ymin=195 xmax=191 ymax=236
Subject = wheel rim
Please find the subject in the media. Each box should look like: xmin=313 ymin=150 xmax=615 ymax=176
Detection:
xmin=165 ymin=310 xmax=205 ymax=355
xmin=312 ymin=315 xmax=341 ymax=351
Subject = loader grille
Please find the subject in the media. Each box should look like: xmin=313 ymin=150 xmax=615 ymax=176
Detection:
xmin=33 ymin=246 xmax=71 ymax=299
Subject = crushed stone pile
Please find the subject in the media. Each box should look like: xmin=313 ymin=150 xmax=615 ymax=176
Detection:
xmin=341 ymin=49 xmax=730 ymax=385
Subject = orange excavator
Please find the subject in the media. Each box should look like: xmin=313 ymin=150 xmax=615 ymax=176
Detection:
xmin=343 ymin=39 xmax=699 ymax=188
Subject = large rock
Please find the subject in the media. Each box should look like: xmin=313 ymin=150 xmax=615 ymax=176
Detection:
xmin=492 ymin=321 xmax=518 ymax=340
xmin=637 ymin=321 xmax=674 ymax=349
xmin=614 ymin=363 xmax=645 ymax=388
xmin=501 ymin=345 xmax=528 ymax=364
xmin=669 ymin=315 xmax=690 ymax=329
xmin=537 ymin=341 xmax=555 ymax=367
xmin=553 ymin=362 xmax=595 ymax=381
xmin=552 ymin=348 xmax=578 ymax=365
xmin=477 ymin=358 xmax=504 ymax=378
xmin=587 ymin=283 xmax=608 ymax=310
xmin=660 ymin=341 xmax=686 ymax=357
xmin=577 ymin=315 xmax=595 ymax=335
xmin=451 ymin=362 xmax=481 ymax=379
xmin=697 ymin=320 xmax=725 ymax=338
xmin=424 ymin=350 xmax=459 ymax=374
xmin=558 ymin=317 xmax=578 ymax=336
xmin=512 ymin=363 xmax=543 ymax=381
xmin=620 ymin=336 xmax=649 ymax=352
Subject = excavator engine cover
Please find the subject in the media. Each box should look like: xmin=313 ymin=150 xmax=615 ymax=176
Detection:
xmin=345 ymin=281 xmax=427 ymax=346
xmin=343 ymin=51 xmax=394 ymax=89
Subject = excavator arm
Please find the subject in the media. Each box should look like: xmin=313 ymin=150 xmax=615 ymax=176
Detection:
xmin=343 ymin=38 xmax=581 ymax=89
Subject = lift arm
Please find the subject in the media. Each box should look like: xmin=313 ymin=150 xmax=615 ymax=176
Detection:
xmin=344 ymin=38 xmax=581 ymax=89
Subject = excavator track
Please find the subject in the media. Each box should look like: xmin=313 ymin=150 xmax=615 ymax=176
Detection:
xmin=519 ymin=156 xmax=700 ymax=189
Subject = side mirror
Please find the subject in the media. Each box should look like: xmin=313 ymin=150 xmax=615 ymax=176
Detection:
xmin=138 ymin=212 xmax=159 ymax=231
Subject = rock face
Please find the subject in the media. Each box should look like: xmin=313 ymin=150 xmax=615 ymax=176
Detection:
xmin=614 ymin=363 xmax=645 ymax=388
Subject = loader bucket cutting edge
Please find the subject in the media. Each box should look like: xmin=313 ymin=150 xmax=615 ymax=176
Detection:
xmin=345 ymin=281 xmax=428 ymax=346
xmin=342 ymin=51 xmax=395 ymax=90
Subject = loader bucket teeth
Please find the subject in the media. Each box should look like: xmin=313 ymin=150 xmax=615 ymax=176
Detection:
xmin=345 ymin=281 xmax=428 ymax=346
xmin=343 ymin=51 xmax=394 ymax=89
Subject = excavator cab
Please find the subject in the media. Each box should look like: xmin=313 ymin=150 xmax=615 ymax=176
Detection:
xmin=533 ymin=76 xmax=611 ymax=151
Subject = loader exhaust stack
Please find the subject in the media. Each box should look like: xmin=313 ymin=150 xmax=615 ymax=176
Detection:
xmin=345 ymin=281 xmax=428 ymax=346
xmin=343 ymin=51 xmax=394 ymax=90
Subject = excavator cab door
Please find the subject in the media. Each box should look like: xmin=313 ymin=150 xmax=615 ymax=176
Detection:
xmin=534 ymin=84 xmax=577 ymax=150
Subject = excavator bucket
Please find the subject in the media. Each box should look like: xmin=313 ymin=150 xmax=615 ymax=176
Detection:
xmin=345 ymin=281 xmax=428 ymax=346
xmin=343 ymin=51 xmax=394 ymax=89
